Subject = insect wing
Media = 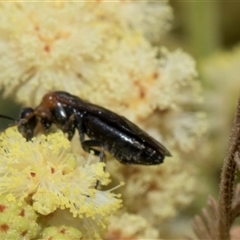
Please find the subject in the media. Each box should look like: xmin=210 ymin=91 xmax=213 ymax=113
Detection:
xmin=116 ymin=116 xmax=171 ymax=157
xmin=55 ymin=91 xmax=171 ymax=157
xmin=80 ymin=103 xmax=171 ymax=157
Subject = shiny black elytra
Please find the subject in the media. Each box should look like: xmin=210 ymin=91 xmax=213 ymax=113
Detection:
xmin=16 ymin=91 xmax=171 ymax=165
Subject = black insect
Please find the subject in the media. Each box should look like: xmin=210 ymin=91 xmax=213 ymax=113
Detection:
xmin=2 ymin=91 xmax=171 ymax=165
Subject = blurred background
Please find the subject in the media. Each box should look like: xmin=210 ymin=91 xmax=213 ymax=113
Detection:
xmin=165 ymin=1 xmax=240 ymax=237
xmin=169 ymin=1 xmax=239 ymax=57
xmin=1 ymin=1 xmax=240 ymax=238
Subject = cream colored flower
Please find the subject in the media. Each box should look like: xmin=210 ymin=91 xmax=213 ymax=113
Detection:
xmin=105 ymin=212 xmax=160 ymax=240
xmin=0 ymin=1 xmax=172 ymax=106
xmin=0 ymin=128 xmax=122 ymax=239
xmin=0 ymin=0 xmax=203 ymax=151
xmin=79 ymin=38 xmax=205 ymax=152
xmin=107 ymin=151 xmax=196 ymax=224
xmin=0 ymin=1 xmax=108 ymax=104
xmin=93 ymin=0 xmax=172 ymax=42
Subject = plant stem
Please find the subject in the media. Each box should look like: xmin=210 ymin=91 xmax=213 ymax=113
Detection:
xmin=217 ymin=96 xmax=240 ymax=240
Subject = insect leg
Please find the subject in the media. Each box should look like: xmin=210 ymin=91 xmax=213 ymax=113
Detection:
xmin=62 ymin=114 xmax=76 ymax=141
xmin=81 ymin=140 xmax=106 ymax=163
xmin=81 ymin=140 xmax=106 ymax=189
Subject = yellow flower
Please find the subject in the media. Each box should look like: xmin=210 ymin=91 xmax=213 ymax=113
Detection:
xmin=41 ymin=225 xmax=82 ymax=240
xmin=0 ymin=195 xmax=40 ymax=239
xmin=0 ymin=128 xmax=122 ymax=239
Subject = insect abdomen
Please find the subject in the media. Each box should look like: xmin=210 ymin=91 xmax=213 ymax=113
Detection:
xmin=82 ymin=115 xmax=163 ymax=165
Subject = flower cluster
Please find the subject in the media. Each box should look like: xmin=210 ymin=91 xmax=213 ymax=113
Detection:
xmin=105 ymin=212 xmax=160 ymax=240
xmin=0 ymin=1 xmax=172 ymax=106
xmin=41 ymin=225 xmax=82 ymax=240
xmin=0 ymin=128 xmax=122 ymax=239
xmin=0 ymin=195 xmax=39 ymax=239
xmin=0 ymin=1 xmax=205 ymax=238
xmin=107 ymin=151 xmax=196 ymax=225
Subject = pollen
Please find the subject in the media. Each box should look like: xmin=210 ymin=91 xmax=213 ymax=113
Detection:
xmin=0 ymin=127 xmax=122 ymax=239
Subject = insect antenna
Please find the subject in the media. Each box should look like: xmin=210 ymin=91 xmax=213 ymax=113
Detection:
xmin=0 ymin=114 xmax=18 ymax=132
xmin=0 ymin=114 xmax=16 ymax=122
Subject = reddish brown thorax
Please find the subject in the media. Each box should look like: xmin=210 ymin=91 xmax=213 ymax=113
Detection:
xmin=35 ymin=92 xmax=58 ymax=119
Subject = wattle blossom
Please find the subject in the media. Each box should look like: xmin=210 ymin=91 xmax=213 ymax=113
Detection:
xmin=0 ymin=1 xmax=172 ymax=106
xmin=105 ymin=212 xmax=160 ymax=240
xmin=0 ymin=128 xmax=122 ymax=239
xmin=107 ymin=151 xmax=196 ymax=224
xmin=0 ymin=1 xmax=205 ymax=238
xmin=0 ymin=195 xmax=40 ymax=239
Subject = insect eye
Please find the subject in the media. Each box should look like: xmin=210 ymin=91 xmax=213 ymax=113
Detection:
xmin=19 ymin=107 xmax=34 ymax=120
xmin=18 ymin=107 xmax=37 ymax=141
